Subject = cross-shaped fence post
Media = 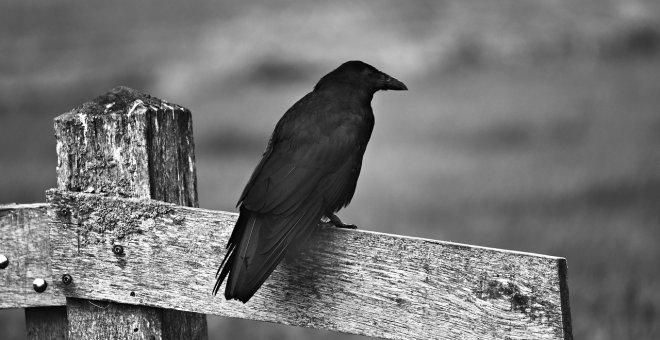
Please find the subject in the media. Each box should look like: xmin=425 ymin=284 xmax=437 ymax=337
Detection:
xmin=1 ymin=86 xmax=572 ymax=340
xmin=51 ymin=86 xmax=206 ymax=339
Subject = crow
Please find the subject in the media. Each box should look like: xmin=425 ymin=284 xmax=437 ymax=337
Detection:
xmin=213 ymin=60 xmax=407 ymax=303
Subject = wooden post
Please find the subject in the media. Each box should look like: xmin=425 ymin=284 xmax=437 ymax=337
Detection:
xmin=52 ymin=86 xmax=206 ymax=339
xmin=25 ymin=306 xmax=68 ymax=340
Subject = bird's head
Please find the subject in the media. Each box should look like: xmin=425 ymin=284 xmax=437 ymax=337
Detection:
xmin=314 ymin=61 xmax=408 ymax=94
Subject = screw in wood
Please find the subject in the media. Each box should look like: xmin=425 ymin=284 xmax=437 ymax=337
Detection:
xmin=112 ymin=244 xmax=124 ymax=255
xmin=0 ymin=254 xmax=8 ymax=269
xmin=57 ymin=207 xmax=71 ymax=218
xmin=62 ymin=274 xmax=73 ymax=285
xmin=33 ymin=278 xmax=48 ymax=293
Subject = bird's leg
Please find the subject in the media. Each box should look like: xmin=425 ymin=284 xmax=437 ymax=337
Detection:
xmin=320 ymin=213 xmax=357 ymax=229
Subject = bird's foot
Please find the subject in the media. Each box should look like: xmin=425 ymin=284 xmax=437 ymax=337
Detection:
xmin=319 ymin=214 xmax=357 ymax=229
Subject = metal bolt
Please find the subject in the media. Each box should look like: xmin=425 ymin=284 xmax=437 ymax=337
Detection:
xmin=57 ymin=208 xmax=71 ymax=218
xmin=33 ymin=278 xmax=48 ymax=293
xmin=112 ymin=244 xmax=124 ymax=255
xmin=62 ymin=274 xmax=73 ymax=285
xmin=0 ymin=255 xmax=8 ymax=269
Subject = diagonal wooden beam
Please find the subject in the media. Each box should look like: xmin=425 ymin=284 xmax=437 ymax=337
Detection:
xmin=44 ymin=189 xmax=572 ymax=340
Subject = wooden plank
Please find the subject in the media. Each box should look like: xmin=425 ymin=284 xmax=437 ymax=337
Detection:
xmin=0 ymin=204 xmax=67 ymax=340
xmin=0 ymin=204 xmax=64 ymax=308
xmin=47 ymin=190 xmax=573 ymax=340
xmin=53 ymin=86 xmax=206 ymax=340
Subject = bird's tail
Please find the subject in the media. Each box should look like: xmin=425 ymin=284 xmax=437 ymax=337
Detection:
xmin=213 ymin=205 xmax=320 ymax=302
xmin=213 ymin=210 xmax=261 ymax=302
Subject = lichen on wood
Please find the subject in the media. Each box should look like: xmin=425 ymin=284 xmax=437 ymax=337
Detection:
xmin=54 ymin=86 xmax=197 ymax=206
xmin=48 ymin=189 xmax=175 ymax=246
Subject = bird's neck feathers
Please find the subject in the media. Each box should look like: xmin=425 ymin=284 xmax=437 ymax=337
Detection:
xmin=313 ymin=81 xmax=375 ymax=104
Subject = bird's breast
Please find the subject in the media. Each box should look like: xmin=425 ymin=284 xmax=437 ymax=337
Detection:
xmin=321 ymin=106 xmax=374 ymax=145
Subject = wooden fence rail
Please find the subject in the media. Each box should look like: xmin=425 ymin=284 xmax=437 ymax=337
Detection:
xmin=0 ymin=86 xmax=572 ymax=340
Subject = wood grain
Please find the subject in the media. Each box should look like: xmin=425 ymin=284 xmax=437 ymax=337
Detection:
xmin=47 ymin=190 xmax=572 ymax=340
xmin=53 ymin=86 xmax=206 ymax=340
xmin=0 ymin=204 xmax=67 ymax=340
xmin=0 ymin=204 xmax=64 ymax=308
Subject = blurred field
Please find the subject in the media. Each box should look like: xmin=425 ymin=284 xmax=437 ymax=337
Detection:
xmin=1 ymin=1 xmax=660 ymax=339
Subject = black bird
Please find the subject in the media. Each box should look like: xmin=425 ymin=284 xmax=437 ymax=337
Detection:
xmin=213 ymin=60 xmax=407 ymax=302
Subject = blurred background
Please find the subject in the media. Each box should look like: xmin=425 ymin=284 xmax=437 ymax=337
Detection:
xmin=1 ymin=0 xmax=659 ymax=339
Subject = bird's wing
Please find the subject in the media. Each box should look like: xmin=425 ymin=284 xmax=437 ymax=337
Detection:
xmin=238 ymin=93 xmax=365 ymax=216
xmin=221 ymin=148 xmax=360 ymax=301
xmin=220 ymin=200 xmax=323 ymax=301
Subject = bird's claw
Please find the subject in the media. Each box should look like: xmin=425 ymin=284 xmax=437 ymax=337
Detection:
xmin=320 ymin=214 xmax=358 ymax=229
xmin=335 ymin=223 xmax=358 ymax=229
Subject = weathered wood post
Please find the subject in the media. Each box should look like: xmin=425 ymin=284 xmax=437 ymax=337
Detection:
xmin=51 ymin=86 xmax=207 ymax=339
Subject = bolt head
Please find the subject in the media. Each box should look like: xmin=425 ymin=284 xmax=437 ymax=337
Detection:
xmin=62 ymin=274 xmax=73 ymax=285
xmin=57 ymin=208 xmax=71 ymax=218
xmin=112 ymin=244 xmax=124 ymax=255
xmin=33 ymin=278 xmax=48 ymax=293
xmin=0 ymin=255 xmax=8 ymax=269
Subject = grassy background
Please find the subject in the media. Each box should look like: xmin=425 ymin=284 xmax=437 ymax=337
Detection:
xmin=1 ymin=0 xmax=659 ymax=339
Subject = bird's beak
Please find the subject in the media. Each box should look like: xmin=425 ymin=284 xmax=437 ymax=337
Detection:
xmin=377 ymin=73 xmax=408 ymax=91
